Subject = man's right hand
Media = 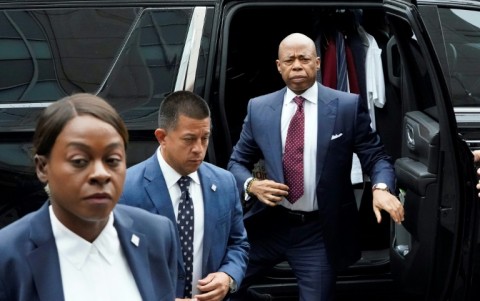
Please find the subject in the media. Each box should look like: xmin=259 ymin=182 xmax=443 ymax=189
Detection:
xmin=248 ymin=179 xmax=289 ymax=206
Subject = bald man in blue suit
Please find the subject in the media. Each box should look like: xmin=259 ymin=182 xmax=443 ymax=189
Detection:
xmin=228 ymin=33 xmax=404 ymax=301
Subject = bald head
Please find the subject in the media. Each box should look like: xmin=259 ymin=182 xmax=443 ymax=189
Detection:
xmin=278 ymin=33 xmax=318 ymax=58
xmin=276 ymin=33 xmax=320 ymax=94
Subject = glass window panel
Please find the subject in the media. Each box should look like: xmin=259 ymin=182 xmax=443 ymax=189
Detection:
xmin=438 ymin=8 xmax=480 ymax=107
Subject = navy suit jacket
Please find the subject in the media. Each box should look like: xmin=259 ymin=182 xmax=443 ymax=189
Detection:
xmin=228 ymin=82 xmax=395 ymax=270
xmin=119 ymin=154 xmax=249 ymax=297
xmin=0 ymin=203 xmax=178 ymax=301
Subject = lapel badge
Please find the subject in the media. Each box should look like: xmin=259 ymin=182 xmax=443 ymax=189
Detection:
xmin=211 ymin=184 xmax=217 ymax=192
xmin=131 ymin=234 xmax=140 ymax=247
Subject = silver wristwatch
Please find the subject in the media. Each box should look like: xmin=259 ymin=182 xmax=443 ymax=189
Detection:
xmin=229 ymin=276 xmax=237 ymax=293
xmin=372 ymin=183 xmax=390 ymax=192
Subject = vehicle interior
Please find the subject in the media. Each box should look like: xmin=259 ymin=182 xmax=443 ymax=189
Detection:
xmin=216 ymin=3 xmax=469 ymax=300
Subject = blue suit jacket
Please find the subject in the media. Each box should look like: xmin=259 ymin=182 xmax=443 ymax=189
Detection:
xmin=119 ymin=155 xmax=249 ymax=297
xmin=0 ymin=203 xmax=178 ymax=301
xmin=228 ymin=82 xmax=395 ymax=269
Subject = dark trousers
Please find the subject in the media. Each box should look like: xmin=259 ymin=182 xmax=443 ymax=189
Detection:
xmin=232 ymin=206 xmax=335 ymax=301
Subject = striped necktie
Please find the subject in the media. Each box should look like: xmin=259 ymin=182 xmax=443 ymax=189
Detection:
xmin=336 ymin=31 xmax=348 ymax=92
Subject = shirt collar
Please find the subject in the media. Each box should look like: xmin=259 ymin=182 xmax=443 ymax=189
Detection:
xmin=50 ymin=206 xmax=119 ymax=269
xmin=156 ymin=147 xmax=200 ymax=189
xmin=284 ymin=83 xmax=318 ymax=105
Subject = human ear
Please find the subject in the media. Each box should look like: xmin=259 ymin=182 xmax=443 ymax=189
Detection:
xmin=154 ymin=128 xmax=167 ymax=145
xmin=34 ymin=155 xmax=49 ymax=183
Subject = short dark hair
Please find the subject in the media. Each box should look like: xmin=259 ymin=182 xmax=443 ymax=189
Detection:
xmin=33 ymin=93 xmax=129 ymax=156
xmin=158 ymin=90 xmax=210 ymax=130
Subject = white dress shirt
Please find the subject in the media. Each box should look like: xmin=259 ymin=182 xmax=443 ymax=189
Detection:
xmin=350 ymin=31 xmax=385 ymax=187
xmin=157 ymin=147 xmax=205 ymax=296
xmin=365 ymin=31 xmax=386 ymax=131
xmin=279 ymin=84 xmax=318 ymax=211
xmin=49 ymin=206 xmax=142 ymax=301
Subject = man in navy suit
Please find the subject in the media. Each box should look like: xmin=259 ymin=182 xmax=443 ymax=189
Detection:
xmin=120 ymin=91 xmax=249 ymax=301
xmin=228 ymin=33 xmax=405 ymax=300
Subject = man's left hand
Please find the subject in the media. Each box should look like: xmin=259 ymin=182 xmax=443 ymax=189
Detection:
xmin=372 ymin=189 xmax=404 ymax=224
xmin=194 ymin=272 xmax=230 ymax=301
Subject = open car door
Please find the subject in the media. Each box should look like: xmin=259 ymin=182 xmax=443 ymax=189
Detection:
xmin=386 ymin=1 xmax=480 ymax=300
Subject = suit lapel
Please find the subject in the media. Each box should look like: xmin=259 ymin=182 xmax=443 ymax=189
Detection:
xmin=142 ymin=155 xmax=183 ymax=272
xmin=264 ymin=85 xmax=338 ymax=185
xmin=114 ymin=209 xmax=156 ymax=301
xmin=197 ymin=164 xmax=216 ymax=275
xmin=316 ymin=83 xmax=338 ymax=186
xmin=143 ymin=155 xmax=176 ymax=223
xmin=27 ymin=203 xmax=65 ymax=301
xmin=263 ymin=88 xmax=286 ymax=182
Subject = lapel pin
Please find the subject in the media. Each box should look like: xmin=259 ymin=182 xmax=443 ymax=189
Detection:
xmin=131 ymin=234 xmax=140 ymax=247
xmin=211 ymin=184 xmax=217 ymax=191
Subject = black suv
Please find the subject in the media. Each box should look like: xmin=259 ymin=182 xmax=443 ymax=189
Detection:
xmin=0 ymin=0 xmax=479 ymax=300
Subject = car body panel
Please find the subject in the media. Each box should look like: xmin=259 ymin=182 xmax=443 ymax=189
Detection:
xmin=0 ymin=0 xmax=478 ymax=300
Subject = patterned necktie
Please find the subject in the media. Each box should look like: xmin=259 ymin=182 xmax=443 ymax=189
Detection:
xmin=283 ymin=96 xmax=305 ymax=203
xmin=177 ymin=176 xmax=194 ymax=298
xmin=336 ymin=31 xmax=348 ymax=92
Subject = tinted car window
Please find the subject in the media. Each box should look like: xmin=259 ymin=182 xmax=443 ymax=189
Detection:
xmin=0 ymin=8 xmax=200 ymax=131
xmin=0 ymin=5 xmax=213 ymax=228
xmin=436 ymin=8 xmax=480 ymax=107
xmin=0 ymin=9 xmax=138 ymax=103
xmin=419 ymin=4 xmax=480 ymax=149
